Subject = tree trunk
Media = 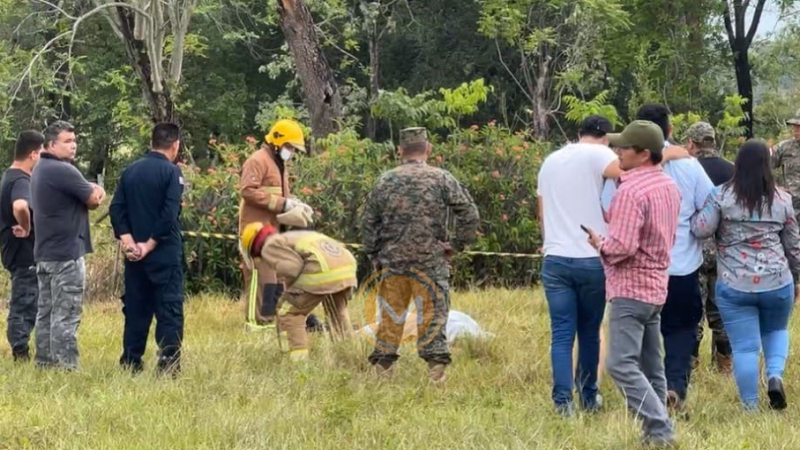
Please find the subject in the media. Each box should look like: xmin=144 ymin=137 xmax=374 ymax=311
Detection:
xmin=277 ymin=0 xmax=342 ymax=140
xmin=114 ymin=6 xmax=176 ymax=123
xmin=732 ymin=37 xmax=754 ymax=138
xmin=366 ymin=27 xmax=380 ymax=141
xmin=530 ymin=54 xmax=550 ymax=140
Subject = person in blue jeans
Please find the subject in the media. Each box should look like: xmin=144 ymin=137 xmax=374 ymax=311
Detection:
xmin=540 ymin=257 xmax=607 ymax=413
xmin=691 ymin=139 xmax=800 ymax=411
xmin=537 ymin=116 xmax=621 ymax=414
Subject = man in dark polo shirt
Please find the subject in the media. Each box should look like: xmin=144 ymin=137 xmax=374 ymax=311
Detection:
xmin=30 ymin=120 xmax=105 ymax=370
xmin=0 ymin=131 xmax=43 ymax=361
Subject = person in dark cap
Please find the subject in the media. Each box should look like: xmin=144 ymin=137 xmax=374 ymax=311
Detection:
xmin=362 ymin=126 xmax=479 ymax=383
xmin=537 ymin=115 xmax=621 ymax=416
xmin=684 ymin=122 xmax=734 ymax=374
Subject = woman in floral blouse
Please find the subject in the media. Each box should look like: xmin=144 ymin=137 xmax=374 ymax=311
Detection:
xmin=691 ymin=139 xmax=800 ymax=411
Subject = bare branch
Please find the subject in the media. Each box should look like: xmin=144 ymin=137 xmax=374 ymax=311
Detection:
xmin=746 ymin=0 xmax=768 ymax=45
xmin=494 ymin=39 xmax=534 ymax=105
xmin=33 ymin=0 xmax=77 ymax=20
xmin=722 ymin=1 xmax=737 ymax=51
xmin=4 ymin=1 xmax=154 ymax=121
xmin=168 ymin=0 xmax=200 ymax=85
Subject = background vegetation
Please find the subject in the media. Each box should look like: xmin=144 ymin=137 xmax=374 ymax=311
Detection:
xmin=2 ymin=1 xmax=800 ymax=294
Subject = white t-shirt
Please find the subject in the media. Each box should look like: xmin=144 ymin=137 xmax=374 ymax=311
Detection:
xmin=537 ymin=143 xmax=618 ymax=258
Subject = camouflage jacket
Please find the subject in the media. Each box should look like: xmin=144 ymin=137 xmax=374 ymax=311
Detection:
xmin=773 ymin=139 xmax=800 ymax=216
xmin=362 ymin=160 xmax=480 ymax=275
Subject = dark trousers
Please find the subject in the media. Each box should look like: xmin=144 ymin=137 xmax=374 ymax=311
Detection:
xmin=7 ymin=266 xmax=38 ymax=357
xmin=660 ymin=270 xmax=703 ymax=400
xmin=120 ymin=262 xmax=184 ymax=370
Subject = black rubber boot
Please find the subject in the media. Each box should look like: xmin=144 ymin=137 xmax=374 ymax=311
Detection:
xmin=261 ymin=284 xmax=284 ymax=318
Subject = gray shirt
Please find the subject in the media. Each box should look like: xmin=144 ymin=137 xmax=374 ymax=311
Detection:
xmin=30 ymin=154 xmax=94 ymax=262
xmin=690 ymin=185 xmax=800 ymax=293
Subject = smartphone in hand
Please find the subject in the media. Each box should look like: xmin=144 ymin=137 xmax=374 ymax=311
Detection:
xmin=580 ymin=225 xmax=590 ymax=235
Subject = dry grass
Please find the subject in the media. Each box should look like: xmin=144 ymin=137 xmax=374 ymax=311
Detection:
xmin=0 ymin=288 xmax=797 ymax=449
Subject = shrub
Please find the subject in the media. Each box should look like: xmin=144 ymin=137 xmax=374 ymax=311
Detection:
xmin=178 ymin=123 xmax=547 ymax=295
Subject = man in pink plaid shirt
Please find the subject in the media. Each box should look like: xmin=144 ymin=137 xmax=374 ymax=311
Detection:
xmin=586 ymin=120 xmax=681 ymax=447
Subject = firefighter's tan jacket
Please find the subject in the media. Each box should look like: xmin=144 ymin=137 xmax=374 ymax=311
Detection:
xmin=238 ymin=147 xmax=290 ymax=233
xmin=259 ymin=231 xmax=357 ymax=295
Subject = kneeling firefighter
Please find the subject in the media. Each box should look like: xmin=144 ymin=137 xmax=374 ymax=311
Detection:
xmin=239 ymin=208 xmax=357 ymax=361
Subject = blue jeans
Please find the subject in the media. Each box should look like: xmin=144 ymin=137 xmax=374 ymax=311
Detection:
xmin=716 ymin=281 xmax=794 ymax=408
xmin=541 ymin=256 xmax=606 ymax=409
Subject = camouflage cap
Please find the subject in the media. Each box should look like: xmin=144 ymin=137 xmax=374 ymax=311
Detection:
xmin=684 ymin=121 xmax=716 ymax=146
xmin=399 ymin=127 xmax=429 ymax=146
xmin=787 ymin=108 xmax=800 ymax=126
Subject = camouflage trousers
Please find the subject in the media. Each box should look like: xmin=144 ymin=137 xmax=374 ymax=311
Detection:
xmin=35 ymin=258 xmax=85 ymax=370
xmin=7 ymin=265 xmax=38 ymax=358
xmin=695 ymin=261 xmax=731 ymax=358
xmin=367 ymin=270 xmax=451 ymax=367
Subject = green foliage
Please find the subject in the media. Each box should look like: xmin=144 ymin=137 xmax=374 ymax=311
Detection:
xmin=671 ymin=111 xmax=705 ymax=143
xmin=716 ymin=94 xmax=748 ymax=154
xmin=254 ymin=95 xmax=311 ymax=136
xmin=371 ymin=79 xmax=491 ymax=135
xmin=563 ymin=91 xmax=622 ymax=127
xmin=179 ymin=123 xmax=546 ymax=294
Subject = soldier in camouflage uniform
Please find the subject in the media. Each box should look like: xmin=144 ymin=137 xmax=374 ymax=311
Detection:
xmin=362 ymin=127 xmax=480 ymax=383
xmin=684 ymin=122 xmax=733 ymax=373
xmin=772 ymin=109 xmax=800 ymax=219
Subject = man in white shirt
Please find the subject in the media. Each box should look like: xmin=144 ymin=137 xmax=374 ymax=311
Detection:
xmin=537 ymin=115 xmax=621 ymax=415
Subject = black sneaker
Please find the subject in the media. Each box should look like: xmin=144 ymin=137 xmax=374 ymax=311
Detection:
xmin=768 ymin=377 xmax=787 ymax=410
xmin=12 ymin=348 xmax=30 ymax=362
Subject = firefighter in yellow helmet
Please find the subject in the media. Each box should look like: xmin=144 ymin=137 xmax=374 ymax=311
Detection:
xmin=238 ymin=119 xmax=313 ymax=329
xmin=240 ymin=208 xmax=357 ymax=361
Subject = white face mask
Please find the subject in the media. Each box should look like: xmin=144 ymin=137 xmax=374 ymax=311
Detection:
xmin=279 ymin=147 xmax=294 ymax=161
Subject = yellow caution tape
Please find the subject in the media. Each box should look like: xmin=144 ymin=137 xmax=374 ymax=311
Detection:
xmin=91 ymin=224 xmax=542 ymax=259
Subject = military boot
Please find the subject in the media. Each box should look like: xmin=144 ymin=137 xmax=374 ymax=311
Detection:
xmin=427 ymin=362 xmax=447 ymax=384
xmin=373 ymin=361 xmax=395 ymax=379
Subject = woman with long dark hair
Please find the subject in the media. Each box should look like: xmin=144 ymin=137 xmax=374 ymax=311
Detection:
xmin=692 ymin=139 xmax=800 ymax=411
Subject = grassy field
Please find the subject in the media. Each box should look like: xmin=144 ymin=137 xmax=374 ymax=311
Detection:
xmin=0 ymin=288 xmax=797 ymax=449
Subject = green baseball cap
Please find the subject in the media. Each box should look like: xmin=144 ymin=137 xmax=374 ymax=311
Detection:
xmin=399 ymin=127 xmax=429 ymax=146
xmin=608 ymin=120 xmax=665 ymax=153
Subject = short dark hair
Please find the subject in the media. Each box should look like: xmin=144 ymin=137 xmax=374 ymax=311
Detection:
xmin=636 ymin=104 xmax=670 ymax=140
xmin=14 ymin=131 xmax=45 ymax=161
xmin=43 ymin=120 xmax=75 ymax=148
xmin=632 ymin=145 xmax=663 ymax=165
xmin=578 ymin=115 xmax=613 ymax=139
xmin=152 ymin=123 xmax=181 ymax=150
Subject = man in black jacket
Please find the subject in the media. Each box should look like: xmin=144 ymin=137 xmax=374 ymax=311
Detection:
xmin=684 ymin=121 xmax=734 ymax=374
xmin=110 ymin=123 xmax=185 ymax=376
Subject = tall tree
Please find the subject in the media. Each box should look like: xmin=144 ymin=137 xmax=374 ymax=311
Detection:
xmin=721 ymin=0 xmax=768 ymax=138
xmin=477 ymin=0 xmax=629 ymax=139
xmin=277 ymin=0 xmax=342 ymax=139
xmin=93 ymin=0 xmax=199 ymax=123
